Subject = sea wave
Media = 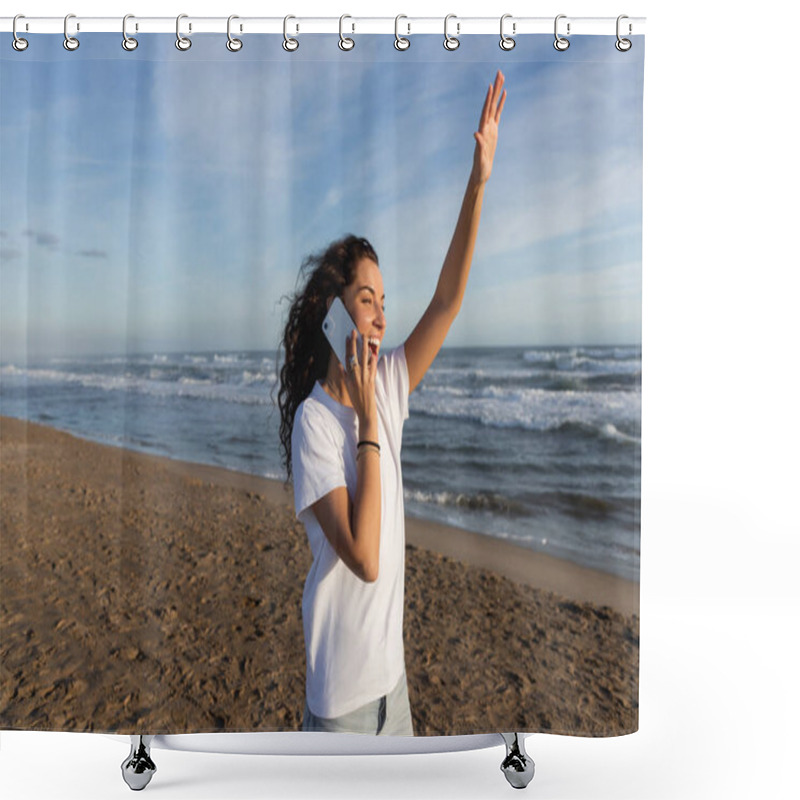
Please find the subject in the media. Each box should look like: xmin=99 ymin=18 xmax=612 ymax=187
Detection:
xmin=410 ymin=384 xmax=640 ymax=437
xmin=404 ymin=488 xmax=529 ymax=516
xmin=522 ymin=350 xmax=641 ymax=374
xmin=523 ymin=346 xmax=640 ymax=362
xmin=0 ymin=364 xmax=273 ymax=406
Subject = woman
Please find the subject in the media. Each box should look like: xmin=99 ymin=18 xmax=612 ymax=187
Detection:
xmin=278 ymin=71 xmax=506 ymax=735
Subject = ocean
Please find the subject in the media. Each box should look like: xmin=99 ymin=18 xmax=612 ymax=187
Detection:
xmin=0 ymin=345 xmax=640 ymax=582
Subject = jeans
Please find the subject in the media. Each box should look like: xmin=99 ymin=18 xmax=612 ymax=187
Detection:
xmin=302 ymin=671 xmax=414 ymax=735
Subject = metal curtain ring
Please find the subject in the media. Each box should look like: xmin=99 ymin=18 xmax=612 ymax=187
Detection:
xmin=444 ymin=14 xmax=460 ymax=51
xmin=394 ymin=15 xmax=410 ymax=51
xmin=122 ymin=15 xmax=138 ymax=51
xmin=63 ymin=13 xmax=79 ymax=51
xmin=554 ymin=14 xmax=570 ymax=51
xmin=283 ymin=15 xmax=299 ymax=51
xmin=616 ymin=15 xmax=632 ymax=51
xmin=227 ymin=15 xmax=243 ymax=52
xmin=12 ymin=14 xmax=29 ymax=51
xmin=339 ymin=14 xmax=354 ymax=50
xmin=176 ymin=14 xmax=192 ymax=51
xmin=499 ymin=14 xmax=515 ymax=50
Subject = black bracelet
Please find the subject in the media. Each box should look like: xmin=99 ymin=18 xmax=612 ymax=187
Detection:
xmin=357 ymin=439 xmax=380 ymax=452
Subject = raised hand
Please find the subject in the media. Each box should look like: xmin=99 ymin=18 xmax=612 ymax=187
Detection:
xmin=472 ymin=70 xmax=507 ymax=185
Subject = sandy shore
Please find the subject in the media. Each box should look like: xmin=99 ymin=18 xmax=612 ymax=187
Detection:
xmin=0 ymin=415 xmax=638 ymax=737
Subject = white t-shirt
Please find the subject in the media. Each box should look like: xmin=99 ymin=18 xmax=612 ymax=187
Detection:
xmin=291 ymin=344 xmax=410 ymax=719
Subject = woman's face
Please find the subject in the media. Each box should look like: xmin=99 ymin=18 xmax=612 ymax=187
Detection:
xmin=341 ymin=257 xmax=386 ymax=360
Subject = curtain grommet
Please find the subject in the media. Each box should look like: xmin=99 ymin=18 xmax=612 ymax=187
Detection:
xmin=175 ymin=14 xmax=192 ymax=51
xmin=226 ymin=15 xmax=243 ymax=52
xmin=63 ymin=13 xmax=80 ymax=51
xmin=444 ymin=14 xmax=460 ymax=51
xmin=12 ymin=15 xmax=29 ymax=51
xmin=283 ymin=15 xmax=299 ymax=51
xmin=499 ymin=14 xmax=516 ymax=51
xmin=554 ymin=15 xmax=570 ymax=51
xmin=339 ymin=14 xmax=355 ymax=51
xmin=394 ymin=15 xmax=410 ymax=51
xmin=615 ymin=15 xmax=632 ymax=51
xmin=122 ymin=15 xmax=138 ymax=51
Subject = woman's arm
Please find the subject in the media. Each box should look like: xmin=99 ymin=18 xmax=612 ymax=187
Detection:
xmin=404 ymin=70 xmax=506 ymax=394
xmin=312 ymin=331 xmax=381 ymax=583
xmin=311 ymin=431 xmax=380 ymax=583
xmin=311 ymin=421 xmax=381 ymax=583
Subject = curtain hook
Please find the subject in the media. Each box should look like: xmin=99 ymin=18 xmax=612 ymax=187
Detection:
xmin=122 ymin=15 xmax=138 ymax=51
xmin=499 ymin=14 xmax=516 ymax=51
xmin=283 ymin=15 xmax=299 ymax=51
xmin=12 ymin=14 xmax=29 ymax=51
xmin=175 ymin=14 xmax=192 ymax=51
xmin=63 ymin=13 xmax=80 ymax=51
xmin=616 ymin=15 xmax=632 ymax=51
xmin=339 ymin=14 xmax=354 ymax=51
xmin=227 ymin=15 xmax=243 ymax=52
xmin=554 ymin=14 xmax=570 ymax=51
xmin=394 ymin=14 xmax=410 ymax=51
xmin=443 ymin=14 xmax=460 ymax=51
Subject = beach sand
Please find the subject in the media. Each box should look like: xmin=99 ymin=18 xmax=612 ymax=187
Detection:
xmin=0 ymin=415 xmax=638 ymax=737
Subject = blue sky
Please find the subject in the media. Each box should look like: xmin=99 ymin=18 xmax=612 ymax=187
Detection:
xmin=0 ymin=34 xmax=643 ymax=363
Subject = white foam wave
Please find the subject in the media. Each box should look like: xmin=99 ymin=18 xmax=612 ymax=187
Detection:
xmin=599 ymin=423 xmax=640 ymax=444
xmin=416 ymin=384 xmax=472 ymax=398
xmin=523 ymin=346 xmax=640 ymax=362
xmin=404 ymin=488 xmax=523 ymax=514
xmin=523 ymin=350 xmax=641 ymax=374
xmin=409 ymin=384 xmax=640 ymax=434
xmin=242 ymin=370 xmax=270 ymax=384
xmin=481 ymin=527 xmax=547 ymax=548
xmin=178 ymin=376 xmax=214 ymax=386
xmin=522 ymin=349 xmax=572 ymax=363
xmin=406 ymin=488 xmax=453 ymax=506
xmin=0 ymin=364 xmax=272 ymax=405
xmin=427 ymin=358 xmax=640 ymax=384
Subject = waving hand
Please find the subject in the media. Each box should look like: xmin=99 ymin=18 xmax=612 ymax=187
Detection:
xmin=404 ymin=70 xmax=507 ymax=394
xmin=472 ymin=70 xmax=507 ymax=185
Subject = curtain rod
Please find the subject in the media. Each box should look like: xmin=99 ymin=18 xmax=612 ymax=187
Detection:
xmin=1 ymin=16 xmax=645 ymax=36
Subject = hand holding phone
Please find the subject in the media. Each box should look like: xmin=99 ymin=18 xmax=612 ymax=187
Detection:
xmin=322 ymin=297 xmax=377 ymax=424
xmin=322 ymin=297 xmax=363 ymax=369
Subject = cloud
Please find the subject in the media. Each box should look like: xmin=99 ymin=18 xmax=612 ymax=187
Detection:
xmin=23 ymin=230 xmax=60 ymax=249
xmin=0 ymin=247 xmax=22 ymax=261
xmin=321 ymin=186 xmax=343 ymax=210
xmin=76 ymin=249 xmax=108 ymax=259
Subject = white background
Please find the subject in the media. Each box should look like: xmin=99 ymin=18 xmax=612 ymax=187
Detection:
xmin=2 ymin=1 xmax=798 ymax=798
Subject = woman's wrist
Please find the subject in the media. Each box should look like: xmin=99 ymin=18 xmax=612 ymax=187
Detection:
xmin=358 ymin=414 xmax=379 ymax=440
xmin=468 ymin=167 xmax=488 ymax=190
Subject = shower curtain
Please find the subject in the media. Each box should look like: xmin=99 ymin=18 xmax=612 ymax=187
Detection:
xmin=0 ymin=28 xmax=643 ymax=739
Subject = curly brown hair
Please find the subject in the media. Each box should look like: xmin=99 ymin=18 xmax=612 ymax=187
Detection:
xmin=277 ymin=234 xmax=379 ymax=482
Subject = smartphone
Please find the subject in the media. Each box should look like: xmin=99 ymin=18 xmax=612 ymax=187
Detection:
xmin=322 ymin=297 xmax=363 ymax=369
